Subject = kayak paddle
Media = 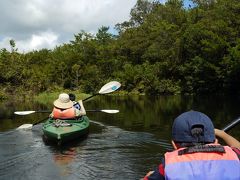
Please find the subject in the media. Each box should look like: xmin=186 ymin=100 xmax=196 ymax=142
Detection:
xmin=83 ymin=81 xmax=121 ymax=101
xmin=15 ymin=81 xmax=121 ymax=116
xmin=14 ymin=109 xmax=119 ymax=115
xmin=14 ymin=110 xmax=51 ymax=115
xmin=16 ymin=109 xmax=119 ymax=130
xmin=222 ymin=117 xmax=240 ymax=132
xmin=86 ymin=109 xmax=119 ymax=113
xmin=17 ymin=117 xmax=48 ymax=130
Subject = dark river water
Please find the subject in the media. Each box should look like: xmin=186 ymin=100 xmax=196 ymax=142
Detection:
xmin=0 ymin=95 xmax=240 ymax=180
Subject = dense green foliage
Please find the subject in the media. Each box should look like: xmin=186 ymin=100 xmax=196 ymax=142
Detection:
xmin=1 ymin=0 xmax=240 ymax=96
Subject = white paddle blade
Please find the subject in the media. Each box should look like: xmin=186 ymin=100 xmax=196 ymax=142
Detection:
xmin=101 ymin=110 xmax=119 ymax=113
xmin=17 ymin=124 xmax=33 ymax=130
xmin=14 ymin=111 xmax=36 ymax=115
xmin=99 ymin=81 xmax=121 ymax=94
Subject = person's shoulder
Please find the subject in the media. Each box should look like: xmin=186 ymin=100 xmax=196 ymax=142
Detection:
xmin=231 ymin=147 xmax=240 ymax=159
xmin=144 ymin=167 xmax=165 ymax=180
xmin=143 ymin=157 xmax=165 ymax=180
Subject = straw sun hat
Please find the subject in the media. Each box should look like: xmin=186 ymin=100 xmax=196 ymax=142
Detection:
xmin=53 ymin=93 xmax=73 ymax=109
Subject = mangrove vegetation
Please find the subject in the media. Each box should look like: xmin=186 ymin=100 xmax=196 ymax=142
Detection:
xmin=1 ymin=0 xmax=240 ymax=98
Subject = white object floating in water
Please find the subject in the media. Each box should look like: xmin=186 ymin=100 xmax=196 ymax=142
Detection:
xmin=17 ymin=124 xmax=33 ymax=130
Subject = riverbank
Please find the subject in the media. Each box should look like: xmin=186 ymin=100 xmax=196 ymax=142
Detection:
xmin=0 ymin=86 xmax=143 ymax=103
xmin=34 ymin=91 xmax=90 ymax=105
xmin=0 ymin=89 xmax=89 ymax=103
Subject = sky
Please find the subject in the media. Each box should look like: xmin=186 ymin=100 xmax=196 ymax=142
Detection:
xmin=0 ymin=0 xmax=192 ymax=52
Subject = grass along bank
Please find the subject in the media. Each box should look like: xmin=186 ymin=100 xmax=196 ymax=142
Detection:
xmin=34 ymin=91 xmax=90 ymax=105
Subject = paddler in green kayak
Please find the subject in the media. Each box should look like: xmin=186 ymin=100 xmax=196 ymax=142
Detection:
xmin=50 ymin=93 xmax=86 ymax=119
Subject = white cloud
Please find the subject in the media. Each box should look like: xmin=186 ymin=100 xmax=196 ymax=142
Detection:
xmin=0 ymin=0 xmax=137 ymax=52
xmin=21 ymin=31 xmax=59 ymax=52
xmin=0 ymin=31 xmax=58 ymax=52
xmin=0 ymin=38 xmax=12 ymax=51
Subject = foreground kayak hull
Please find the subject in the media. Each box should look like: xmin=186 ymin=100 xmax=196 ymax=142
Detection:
xmin=42 ymin=116 xmax=90 ymax=144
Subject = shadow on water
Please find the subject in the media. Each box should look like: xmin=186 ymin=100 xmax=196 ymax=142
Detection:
xmin=42 ymin=133 xmax=89 ymax=147
xmin=0 ymin=95 xmax=240 ymax=179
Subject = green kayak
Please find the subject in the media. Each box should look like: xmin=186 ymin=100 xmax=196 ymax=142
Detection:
xmin=42 ymin=116 xmax=90 ymax=144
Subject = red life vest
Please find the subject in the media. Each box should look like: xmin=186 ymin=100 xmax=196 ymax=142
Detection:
xmin=164 ymin=145 xmax=240 ymax=179
xmin=52 ymin=107 xmax=75 ymax=119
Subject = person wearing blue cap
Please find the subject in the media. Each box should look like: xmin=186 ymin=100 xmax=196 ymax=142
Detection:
xmin=143 ymin=110 xmax=240 ymax=180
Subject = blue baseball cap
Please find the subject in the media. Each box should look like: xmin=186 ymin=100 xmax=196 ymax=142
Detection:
xmin=172 ymin=110 xmax=215 ymax=143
